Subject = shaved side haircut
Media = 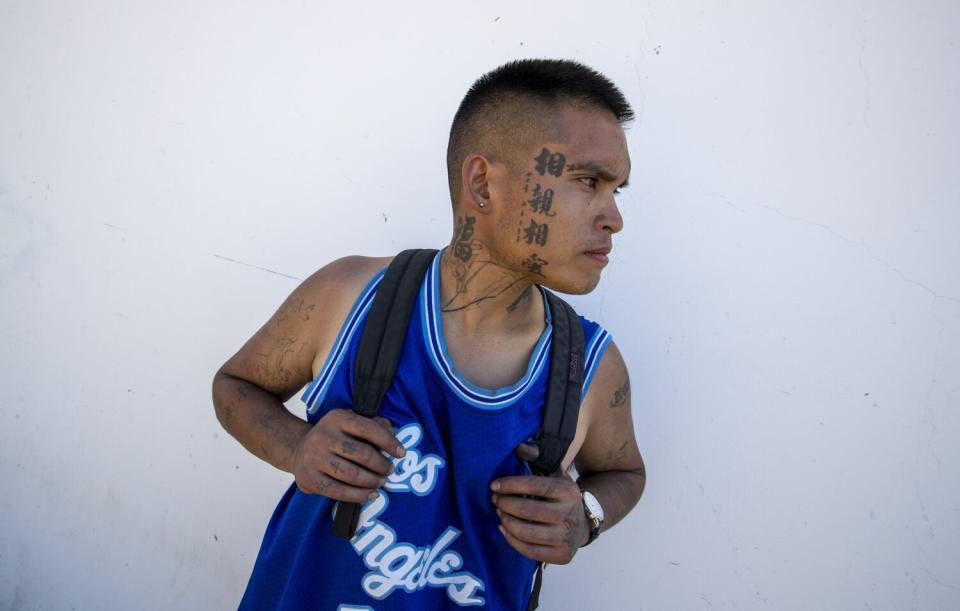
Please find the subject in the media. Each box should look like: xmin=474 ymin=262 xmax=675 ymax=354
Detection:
xmin=446 ymin=59 xmax=634 ymax=205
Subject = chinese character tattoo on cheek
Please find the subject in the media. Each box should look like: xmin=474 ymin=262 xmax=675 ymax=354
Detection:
xmin=517 ymin=146 xmax=566 ymax=273
xmin=521 ymin=219 xmax=549 ymax=246
xmin=522 ymin=254 xmax=548 ymax=276
xmin=527 ymin=184 xmax=555 ymax=216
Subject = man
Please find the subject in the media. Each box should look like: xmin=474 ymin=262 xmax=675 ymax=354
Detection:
xmin=212 ymin=58 xmax=646 ymax=610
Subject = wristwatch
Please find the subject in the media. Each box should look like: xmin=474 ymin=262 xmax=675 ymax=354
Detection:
xmin=581 ymin=490 xmax=604 ymax=546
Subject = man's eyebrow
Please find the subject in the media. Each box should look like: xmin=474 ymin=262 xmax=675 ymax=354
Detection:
xmin=565 ymin=161 xmax=630 ymax=188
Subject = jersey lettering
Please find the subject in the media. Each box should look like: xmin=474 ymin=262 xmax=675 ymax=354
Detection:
xmin=384 ymin=424 xmax=445 ymax=496
xmin=349 ymin=424 xmax=486 ymax=606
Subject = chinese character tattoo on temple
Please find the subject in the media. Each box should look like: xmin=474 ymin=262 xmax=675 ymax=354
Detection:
xmin=534 ymin=147 xmax=566 ymax=177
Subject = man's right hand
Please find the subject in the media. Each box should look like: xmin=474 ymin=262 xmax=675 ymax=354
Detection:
xmin=291 ymin=409 xmax=406 ymax=503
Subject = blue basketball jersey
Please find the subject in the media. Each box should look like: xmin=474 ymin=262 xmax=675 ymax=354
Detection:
xmin=240 ymin=251 xmax=612 ymax=610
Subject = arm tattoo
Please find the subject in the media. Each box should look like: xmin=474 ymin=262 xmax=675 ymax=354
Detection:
xmin=605 ymin=440 xmax=629 ymax=463
xmin=610 ymin=379 xmax=630 ymax=409
xmin=275 ymin=298 xmax=315 ymax=325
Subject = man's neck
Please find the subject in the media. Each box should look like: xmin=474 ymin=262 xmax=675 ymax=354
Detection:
xmin=438 ymin=243 xmax=543 ymax=336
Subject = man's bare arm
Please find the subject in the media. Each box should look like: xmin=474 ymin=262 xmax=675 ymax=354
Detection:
xmin=573 ymin=341 xmax=646 ymax=537
xmin=491 ymin=341 xmax=645 ymax=562
xmin=212 ymin=268 xmax=327 ymax=472
xmin=211 ymin=256 xmax=405 ymax=502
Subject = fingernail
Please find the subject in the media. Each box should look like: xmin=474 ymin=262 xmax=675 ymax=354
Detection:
xmin=496 ymin=509 xmax=502 ymax=518
xmin=368 ymin=491 xmax=379 ymax=500
xmin=396 ymin=445 xmax=406 ymax=457
xmin=498 ymin=525 xmax=506 ymax=536
xmin=490 ymin=481 xmax=501 ymax=491
xmin=491 ymin=493 xmax=499 ymax=504
xmin=378 ymin=478 xmax=387 ymax=487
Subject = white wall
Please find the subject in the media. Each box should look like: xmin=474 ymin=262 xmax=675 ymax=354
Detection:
xmin=2 ymin=1 xmax=958 ymax=609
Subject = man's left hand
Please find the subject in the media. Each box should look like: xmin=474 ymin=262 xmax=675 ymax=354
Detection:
xmin=490 ymin=444 xmax=588 ymax=564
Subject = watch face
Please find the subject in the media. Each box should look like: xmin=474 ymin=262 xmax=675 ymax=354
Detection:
xmin=583 ymin=491 xmax=604 ymax=522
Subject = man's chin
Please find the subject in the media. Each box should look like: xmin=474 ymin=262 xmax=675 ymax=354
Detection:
xmin=540 ymin=272 xmax=602 ymax=296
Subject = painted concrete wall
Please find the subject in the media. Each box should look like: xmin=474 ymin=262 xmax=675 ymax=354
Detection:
xmin=1 ymin=1 xmax=958 ymax=609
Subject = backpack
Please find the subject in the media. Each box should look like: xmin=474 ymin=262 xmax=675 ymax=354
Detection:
xmin=331 ymin=248 xmax=585 ymax=609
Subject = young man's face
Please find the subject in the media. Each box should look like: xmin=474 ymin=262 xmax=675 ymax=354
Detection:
xmin=494 ymin=106 xmax=631 ymax=295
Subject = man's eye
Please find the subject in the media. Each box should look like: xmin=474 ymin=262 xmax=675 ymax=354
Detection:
xmin=613 ymin=187 xmax=623 ymax=195
xmin=580 ymin=177 xmax=597 ymax=189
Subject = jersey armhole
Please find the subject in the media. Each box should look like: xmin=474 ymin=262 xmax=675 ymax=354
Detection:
xmin=300 ymin=269 xmax=386 ymax=413
xmin=580 ymin=326 xmax=612 ymax=401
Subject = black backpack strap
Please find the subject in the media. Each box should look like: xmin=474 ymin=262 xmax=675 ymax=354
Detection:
xmin=351 ymin=248 xmax=437 ymax=417
xmin=526 ymin=290 xmax=585 ymax=610
xmin=527 ymin=562 xmax=546 ymax=611
xmin=531 ymin=290 xmax=585 ymax=476
xmin=332 ymin=248 xmax=437 ymax=540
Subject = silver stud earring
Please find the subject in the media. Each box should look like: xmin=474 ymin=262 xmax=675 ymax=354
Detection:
xmin=478 ymin=201 xmax=486 ymax=208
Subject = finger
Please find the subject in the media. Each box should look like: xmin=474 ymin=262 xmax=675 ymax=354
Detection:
xmin=491 ymin=475 xmax=576 ymax=500
xmin=514 ymin=442 xmax=540 ymax=463
xmin=498 ymin=509 xmax=564 ymax=546
xmin=331 ymin=436 xmax=395 ymax=477
xmin=497 ymin=524 xmax=555 ymax=564
xmin=493 ymin=494 xmax=565 ymax=525
xmin=297 ymin=471 xmax=379 ymax=504
xmin=339 ymin=411 xmax=405 ymax=458
xmin=372 ymin=416 xmax=395 ymax=434
xmin=322 ymin=455 xmax=386 ymax=489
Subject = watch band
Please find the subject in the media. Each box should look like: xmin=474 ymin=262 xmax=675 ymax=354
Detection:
xmin=581 ymin=490 xmax=603 ymax=546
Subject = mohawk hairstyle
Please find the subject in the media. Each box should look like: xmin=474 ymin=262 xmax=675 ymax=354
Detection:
xmin=446 ymin=59 xmax=633 ymax=204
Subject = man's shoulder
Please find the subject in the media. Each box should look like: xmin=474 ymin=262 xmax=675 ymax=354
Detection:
xmin=579 ymin=339 xmax=629 ymax=427
xmin=293 ymin=255 xmax=395 ymax=379
xmin=585 ymin=339 xmax=627 ymax=400
xmin=299 ymin=254 xmax=394 ymax=304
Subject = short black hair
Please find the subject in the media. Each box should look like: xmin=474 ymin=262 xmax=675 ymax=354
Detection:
xmin=446 ymin=59 xmax=633 ymax=204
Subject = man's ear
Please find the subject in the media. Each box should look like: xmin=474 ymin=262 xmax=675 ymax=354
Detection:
xmin=462 ymin=154 xmax=492 ymax=210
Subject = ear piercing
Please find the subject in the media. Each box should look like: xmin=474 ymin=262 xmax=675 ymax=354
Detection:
xmin=478 ymin=201 xmax=486 ymax=208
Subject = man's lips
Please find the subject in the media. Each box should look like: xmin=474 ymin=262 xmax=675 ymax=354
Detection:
xmin=584 ymin=247 xmax=611 ymax=265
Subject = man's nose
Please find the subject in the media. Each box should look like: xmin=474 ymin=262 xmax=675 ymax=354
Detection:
xmin=598 ymin=192 xmax=624 ymax=235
